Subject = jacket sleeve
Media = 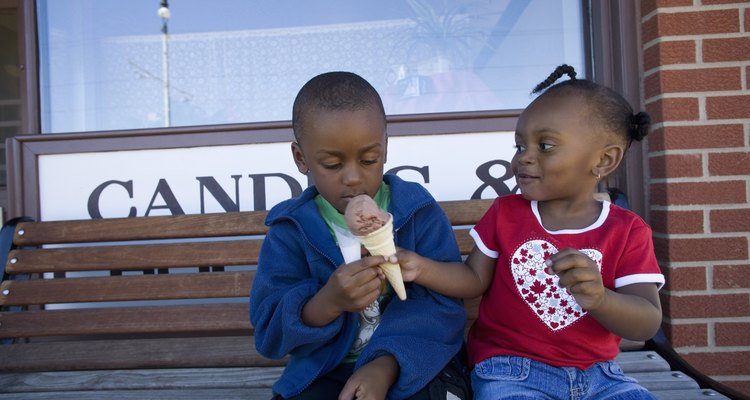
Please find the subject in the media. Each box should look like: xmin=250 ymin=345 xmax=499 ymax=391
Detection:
xmin=357 ymin=201 xmax=467 ymax=399
xmin=249 ymin=222 xmax=348 ymax=360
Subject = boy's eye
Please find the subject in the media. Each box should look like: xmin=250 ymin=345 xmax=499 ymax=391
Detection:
xmin=361 ymin=159 xmax=377 ymax=165
xmin=321 ymin=163 xmax=342 ymax=170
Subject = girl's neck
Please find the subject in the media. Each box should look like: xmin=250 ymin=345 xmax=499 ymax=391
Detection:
xmin=536 ymin=197 xmax=602 ymax=231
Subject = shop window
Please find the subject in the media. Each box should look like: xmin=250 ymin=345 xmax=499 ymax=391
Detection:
xmin=36 ymin=0 xmax=585 ymax=133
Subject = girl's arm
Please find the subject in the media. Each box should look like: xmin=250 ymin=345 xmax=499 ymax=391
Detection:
xmin=548 ymin=248 xmax=662 ymax=340
xmin=396 ymin=246 xmax=495 ymax=299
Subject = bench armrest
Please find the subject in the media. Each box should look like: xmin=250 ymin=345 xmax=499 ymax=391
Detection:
xmin=646 ymin=328 xmax=750 ymax=400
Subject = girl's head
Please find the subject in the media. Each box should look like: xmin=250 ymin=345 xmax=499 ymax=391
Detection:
xmin=512 ymin=64 xmax=650 ymax=203
xmin=290 ymin=72 xmax=387 ymax=213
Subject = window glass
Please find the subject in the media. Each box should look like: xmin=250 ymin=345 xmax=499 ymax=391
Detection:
xmin=37 ymin=0 xmax=585 ymax=133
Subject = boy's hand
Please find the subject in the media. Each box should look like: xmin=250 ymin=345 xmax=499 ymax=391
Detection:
xmin=545 ymin=248 xmax=605 ymax=311
xmin=302 ymin=256 xmax=386 ymax=327
xmin=392 ymin=248 xmax=425 ymax=282
xmin=339 ymin=355 xmax=398 ymax=400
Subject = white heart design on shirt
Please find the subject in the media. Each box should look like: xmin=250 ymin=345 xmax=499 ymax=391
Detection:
xmin=510 ymin=240 xmax=602 ymax=331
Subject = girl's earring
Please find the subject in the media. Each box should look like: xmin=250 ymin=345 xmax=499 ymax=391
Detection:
xmin=593 ymin=170 xmax=601 ymax=181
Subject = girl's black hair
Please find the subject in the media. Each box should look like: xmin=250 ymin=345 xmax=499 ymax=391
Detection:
xmin=292 ymin=71 xmax=386 ymax=141
xmin=531 ymin=64 xmax=650 ymax=146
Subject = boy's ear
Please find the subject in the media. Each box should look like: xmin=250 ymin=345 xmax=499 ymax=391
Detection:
xmin=291 ymin=142 xmax=308 ymax=174
xmin=594 ymin=144 xmax=625 ymax=179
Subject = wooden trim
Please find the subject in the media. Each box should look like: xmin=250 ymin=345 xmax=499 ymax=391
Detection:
xmin=588 ymin=0 xmax=647 ymax=219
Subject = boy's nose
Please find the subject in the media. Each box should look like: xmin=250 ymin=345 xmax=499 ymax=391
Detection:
xmin=342 ymin=166 xmax=363 ymax=186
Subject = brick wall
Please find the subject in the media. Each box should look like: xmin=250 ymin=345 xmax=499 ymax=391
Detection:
xmin=640 ymin=0 xmax=750 ymax=395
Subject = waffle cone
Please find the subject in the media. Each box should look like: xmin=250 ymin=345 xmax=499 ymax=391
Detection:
xmin=356 ymin=216 xmax=406 ymax=300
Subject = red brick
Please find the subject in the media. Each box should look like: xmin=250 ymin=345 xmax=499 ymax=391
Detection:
xmin=709 ymin=152 xmax=750 ymax=176
xmin=640 ymin=0 xmax=694 ymax=17
xmin=716 ymin=322 xmax=750 ymax=346
xmin=714 ymin=264 xmax=750 ymax=289
xmin=653 ymin=236 xmax=748 ymax=262
xmin=643 ymin=40 xmax=696 ymax=70
xmin=663 ymin=323 xmax=709 ymax=347
xmin=650 ymin=209 xmax=704 ymax=234
xmin=644 ymin=68 xmax=742 ymax=97
xmin=703 ymin=0 xmax=750 ymax=3
xmin=681 ymin=351 xmax=750 ymax=375
xmin=722 ymin=381 xmax=750 ymax=397
xmin=654 ymin=9 xmax=740 ymax=37
xmin=648 ymin=124 xmax=745 ymax=151
xmin=645 ymin=98 xmax=699 ymax=121
xmin=747 ymin=8 xmax=750 ymax=37
xmin=711 ymin=208 xmax=750 ymax=232
xmin=704 ymin=37 xmax=750 ymax=62
xmin=650 ymin=181 xmax=746 ymax=206
xmin=649 ymin=153 xmax=703 ymax=179
xmin=664 ymin=293 xmax=750 ymax=318
xmin=662 ymin=266 xmax=708 ymax=291
xmin=707 ymin=95 xmax=750 ymax=119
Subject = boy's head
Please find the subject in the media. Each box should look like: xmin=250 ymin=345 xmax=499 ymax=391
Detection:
xmin=291 ymin=72 xmax=388 ymax=213
xmin=292 ymin=71 xmax=386 ymax=142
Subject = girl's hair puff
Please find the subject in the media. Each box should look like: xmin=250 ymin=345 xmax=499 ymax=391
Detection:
xmin=532 ymin=64 xmax=650 ymax=147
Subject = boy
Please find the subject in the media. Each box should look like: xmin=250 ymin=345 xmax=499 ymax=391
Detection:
xmin=249 ymin=71 xmax=469 ymax=400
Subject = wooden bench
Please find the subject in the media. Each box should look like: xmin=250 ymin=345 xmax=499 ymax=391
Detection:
xmin=0 ymin=199 xmax=739 ymax=399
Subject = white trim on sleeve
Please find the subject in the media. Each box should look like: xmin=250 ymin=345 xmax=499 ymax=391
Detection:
xmin=469 ymin=228 xmax=499 ymax=259
xmin=615 ymin=273 xmax=665 ymax=290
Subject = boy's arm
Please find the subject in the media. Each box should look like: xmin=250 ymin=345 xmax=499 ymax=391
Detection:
xmin=397 ymin=246 xmax=495 ymax=299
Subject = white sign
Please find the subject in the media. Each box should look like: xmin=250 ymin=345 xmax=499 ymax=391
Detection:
xmin=38 ymin=131 xmax=517 ymax=221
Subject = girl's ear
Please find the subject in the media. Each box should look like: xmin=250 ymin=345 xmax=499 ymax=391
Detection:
xmin=291 ymin=142 xmax=309 ymax=174
xmin=594 ymin=144 xmax=625 ymax=179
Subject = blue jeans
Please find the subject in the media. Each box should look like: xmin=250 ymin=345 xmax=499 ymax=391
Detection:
xmin=471 ymin=355 xmax=657 ymax=400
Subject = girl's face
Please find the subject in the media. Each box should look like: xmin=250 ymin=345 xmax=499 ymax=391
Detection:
xmin=511 ymin=93 xmax=604 ymax=204
xmin=292 ymin=107 xmax=387 ymax=213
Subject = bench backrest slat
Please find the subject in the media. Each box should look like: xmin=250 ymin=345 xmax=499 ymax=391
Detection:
xmin=0 ymin=271 xmax=254 ymax=306
xmin=12 ymin=212 xmax=270 ymax=246
xmin=0 ymin=303 xmax=251 ymax=338
xmin=7 ymin=240 xmax=261 ymax=274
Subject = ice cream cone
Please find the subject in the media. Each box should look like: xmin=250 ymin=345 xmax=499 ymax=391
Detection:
xmin=356 ymin=215 xmax=407 ymax=300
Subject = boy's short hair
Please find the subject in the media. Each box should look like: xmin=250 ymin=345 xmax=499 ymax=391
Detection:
xmin=292 ymin=71 xmax=386 ymax=141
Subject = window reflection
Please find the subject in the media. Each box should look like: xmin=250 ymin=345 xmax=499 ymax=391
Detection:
xmin=37 ymin=0 xmax=584 ymax=133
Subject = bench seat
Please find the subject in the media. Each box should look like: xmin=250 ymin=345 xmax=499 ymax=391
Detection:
xmin=0 ymin=199 xmax=736 ymax=399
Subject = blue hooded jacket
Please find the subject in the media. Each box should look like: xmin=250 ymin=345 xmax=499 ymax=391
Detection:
xmin=249 ymin=174 xmax=466 ymax=399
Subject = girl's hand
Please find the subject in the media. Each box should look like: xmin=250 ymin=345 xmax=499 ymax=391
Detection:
xmin=391 ymin=248 xmax=425 ymax=282
xmin=545 ymin=247 xmax=606 ymax=311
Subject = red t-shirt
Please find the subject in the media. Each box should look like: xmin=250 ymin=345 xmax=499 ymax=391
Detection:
xmin=468 ymin=195 xmax=664 ymax=369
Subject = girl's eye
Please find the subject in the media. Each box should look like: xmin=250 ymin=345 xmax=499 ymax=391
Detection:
xmin=514 ymin=144 xmax=526 ymax=153
xmin=540 ymin=142 xmax=554 ymax=151
xmin=361 ymin=159 xmax=377 ymax=165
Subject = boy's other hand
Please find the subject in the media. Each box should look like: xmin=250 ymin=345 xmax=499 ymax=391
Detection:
xmin=339 ymin=354 xmax=398 ymax=400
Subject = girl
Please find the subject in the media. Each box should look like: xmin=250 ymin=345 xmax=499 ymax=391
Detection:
xmin=397 ymin=65 xmax=664 ymax=399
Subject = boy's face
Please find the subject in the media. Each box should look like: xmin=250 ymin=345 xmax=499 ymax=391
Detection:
xmin=292 ymin=108 xmax=387 ymax=213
